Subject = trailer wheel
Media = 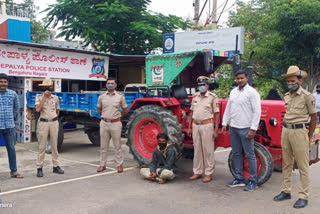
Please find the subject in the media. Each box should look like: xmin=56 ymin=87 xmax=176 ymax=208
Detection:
xmin=87 ymin=130 xmax=101 ymax=146
xmin=228 ymin=142 xmax=274 ymax=186
xmin=126 ymin=105 xmax=184 ymax=166
xmin=57 ymin=120 xmax=64 ymax=153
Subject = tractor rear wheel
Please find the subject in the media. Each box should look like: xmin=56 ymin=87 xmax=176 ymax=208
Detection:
xmin=228 ymin=142 xmax=274 ymax=186
xmin=126 ymin=105 xmax=184 ymax=166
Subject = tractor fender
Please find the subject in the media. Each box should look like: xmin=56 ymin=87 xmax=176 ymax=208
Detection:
xmin=129 ymin=98 xmax=181 ymax=111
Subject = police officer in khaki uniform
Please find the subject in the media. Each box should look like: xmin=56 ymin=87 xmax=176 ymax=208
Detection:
xmin=35 ymin=78 xmax=64 ymax=177
xmin=97 ymin=77 xmax=128 ymax=173
xmin=274 ymin=66 xmax=317 ymax=208
xmin=188 ymin=76 xmax=219 ymax=183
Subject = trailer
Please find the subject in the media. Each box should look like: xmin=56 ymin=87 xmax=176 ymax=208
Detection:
xmin=27 ymin=90 xmax=144 ymax=151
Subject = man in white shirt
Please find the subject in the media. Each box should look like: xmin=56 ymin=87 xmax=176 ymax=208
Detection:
xmin=313 ymin=84 xmax=320 ymax=123
xmin=222 ymin=70 xmax=261 ymax=191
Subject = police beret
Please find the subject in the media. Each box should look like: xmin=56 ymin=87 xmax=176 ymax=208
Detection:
xmin=282 ymin=66 xmax=308 ymax=78
xmin=196 ymin=76 xmax=209 ymax=83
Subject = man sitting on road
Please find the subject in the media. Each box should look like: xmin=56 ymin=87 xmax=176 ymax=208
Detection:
xmin=140 ymin=133 xmax=177 ymax=184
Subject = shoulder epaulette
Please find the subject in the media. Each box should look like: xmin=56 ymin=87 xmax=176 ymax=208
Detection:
xmin=208 ymin=91 xmax=217 ymax=97
xmin=301 ymin=88 xmax=311 ymax=96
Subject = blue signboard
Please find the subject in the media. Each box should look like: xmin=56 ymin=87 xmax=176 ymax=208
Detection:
xmin=163 ymin=33 xmax=175 ymax=53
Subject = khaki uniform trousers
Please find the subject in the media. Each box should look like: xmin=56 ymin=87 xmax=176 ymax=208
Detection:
xmin=140 ymin=168 xmax=175 ymax=180
xmin=281 ymin=127 xmax=309 ymax=200
xmin=37 ymin=120 xmax=59 ymax=168
xmin=192 ymin=123 xmax=215 ymax=175
xmin=100 ymin=121 xmax=123 ymax=166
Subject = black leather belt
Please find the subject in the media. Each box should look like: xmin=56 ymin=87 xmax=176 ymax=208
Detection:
xmin=282 ymin=122 xmax=305 ymax=129
xmin=40 ymin=117 xmax=58 ymax=122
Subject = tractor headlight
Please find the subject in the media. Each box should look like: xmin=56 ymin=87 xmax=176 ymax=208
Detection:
xmin=269 ymin=117 xmax=277 ymax=126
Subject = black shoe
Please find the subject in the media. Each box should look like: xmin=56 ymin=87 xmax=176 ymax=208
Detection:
xmin=293 ymin=199 xmax=308 ymax=208
xmin=53 ymin=166 xmax=64 ymax=174
xmin=273 ymin=191 xmax=291 ymax=201
xmin=37 ymin=168 xmax=43 ymax=177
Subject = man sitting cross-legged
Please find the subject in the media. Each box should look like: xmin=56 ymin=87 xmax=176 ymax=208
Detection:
xmin=140 ymin=133 xmax=177 ymax=184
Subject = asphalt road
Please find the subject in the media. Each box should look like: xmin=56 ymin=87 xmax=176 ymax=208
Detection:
xmin=0 ymin=130 xmax=319 ymax=214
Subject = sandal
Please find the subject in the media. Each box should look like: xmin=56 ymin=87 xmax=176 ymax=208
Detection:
xmin=11 ymin=172 xmax=24 ymax=178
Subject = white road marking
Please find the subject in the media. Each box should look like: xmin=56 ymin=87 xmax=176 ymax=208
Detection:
xmin=0 ymin=167 xmax=135 ymax=196
xmin=15 ymin=145 xmax=115 ymax=170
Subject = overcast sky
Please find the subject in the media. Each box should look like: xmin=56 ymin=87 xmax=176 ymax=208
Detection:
xmin=14 ymin=0 xmax=240 ymax=26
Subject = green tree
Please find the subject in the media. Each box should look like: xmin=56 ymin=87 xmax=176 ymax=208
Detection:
xmin=44 ymin=0 xmax=191 ymax=54
xmin=228 ymin=0 xmax=320 ymax=92
xmin=10 ymin=0 xmax=51 ymax=43
xmin=23 ymin=0 xmax=50 ymax=43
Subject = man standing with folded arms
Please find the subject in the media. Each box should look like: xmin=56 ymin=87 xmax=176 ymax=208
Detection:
xmin=188 ymin=76 xmax=219 ymax=183
xmin=97 ymin=78 xmax=128 ymax=173
xmin=0 ymin=73 xmax=24 ymax=178
xmin=222 ymin=70 xmax=261 ymax=191
xmin=273 ymin=66 xmax=317 ymax=208
xmin=36 ymin=78 xmax=64 ymax=177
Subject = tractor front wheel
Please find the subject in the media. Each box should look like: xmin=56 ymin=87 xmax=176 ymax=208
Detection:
xmin=228 ymin=142 xmax=274 ymax=186
xmin=126 ymin=105 xmax=184 ymax=166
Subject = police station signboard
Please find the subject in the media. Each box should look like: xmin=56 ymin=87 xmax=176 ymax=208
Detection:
xmin=0 ymin=43 xmax=109 ymax=81
xmin=163 ymin=27 xmax=244 ymax=54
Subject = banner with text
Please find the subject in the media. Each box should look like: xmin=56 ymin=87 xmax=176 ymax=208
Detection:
xmin=163 ymin=27 xmax=245 ymax=54
xmin=0 ymin=43 xmax=109 ymax=80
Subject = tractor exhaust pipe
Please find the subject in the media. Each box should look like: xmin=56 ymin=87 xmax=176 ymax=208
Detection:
xmin=232 ymin=35 xmax=240 ymax=74
xmin=246 ymin=51 xmax=255 ymax=85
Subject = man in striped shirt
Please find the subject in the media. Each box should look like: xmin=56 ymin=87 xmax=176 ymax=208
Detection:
xmin=0 ymin=73 xmax=24 ymax=178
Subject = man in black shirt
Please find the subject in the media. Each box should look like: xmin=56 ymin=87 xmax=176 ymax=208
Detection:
xmin=140 ymin=133 xmax=177 ymax=184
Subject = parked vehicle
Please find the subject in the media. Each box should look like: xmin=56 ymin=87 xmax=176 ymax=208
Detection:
xmin=124 ymin=49 xmax=320 ymax=185
xmin=27 ymin=88 xmax=145 ymax=150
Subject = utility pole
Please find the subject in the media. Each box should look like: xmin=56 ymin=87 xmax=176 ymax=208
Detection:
xmin=193 ymin=0 xmax=200 ymax=30
xmin=211 ymin=0 xmax=218 ymax=29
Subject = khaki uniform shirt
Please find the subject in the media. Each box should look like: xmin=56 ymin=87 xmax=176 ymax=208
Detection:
xmin=35 ymin=94 xmax=60 ymax=119
xmin=284 ymin=87 xmax=317 ymax=124
xmin=97 ymin=91 xmax=127 ymax=119
xmin=191 ymin=91 xmax=219 ymax=120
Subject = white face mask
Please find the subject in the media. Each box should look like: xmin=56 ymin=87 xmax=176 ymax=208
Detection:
xmin=288 ymin=83 xmax=299 ymax=91
xmin=198 ymin=85 xmax=207 ymax=93
xmin=107 ymin=84 xmax=115 ymax=91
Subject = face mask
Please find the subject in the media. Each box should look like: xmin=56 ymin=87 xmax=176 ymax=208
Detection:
xmin=198 ymin=85 xmax=207 ymax=93
xmin=287 ymin=83 xmax=299 ymax=91
xmin=317 ymin=90 xmax=320 ymax=93
xmin=158 ymin=142 xmax=167 ymax=150
xmin=107 ymin=84 xmax=115 ymax=91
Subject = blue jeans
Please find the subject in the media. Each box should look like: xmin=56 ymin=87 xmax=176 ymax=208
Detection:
xmin=0 ymin=128 xmax=17 ymax=174
xmin=229 ymin=127 xmax=257 ymax=182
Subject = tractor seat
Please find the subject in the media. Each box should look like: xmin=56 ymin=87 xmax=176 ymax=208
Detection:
xmin=171 ymin=85 xmax=188 ymax=100
xmin=171 ymin=85 xmax=191 ymax=107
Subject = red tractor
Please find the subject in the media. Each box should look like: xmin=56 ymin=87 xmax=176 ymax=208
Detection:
xmin=125 ymin=49 xmax=320 ymax=185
